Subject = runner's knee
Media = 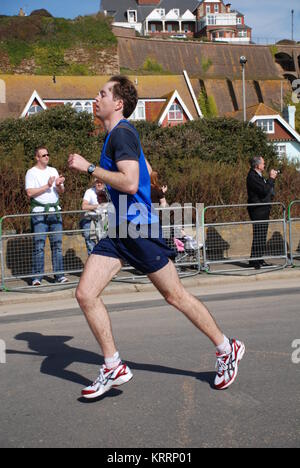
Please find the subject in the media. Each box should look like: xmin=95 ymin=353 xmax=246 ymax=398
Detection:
xmin=164 ymin=288 xmax=184 ymax=308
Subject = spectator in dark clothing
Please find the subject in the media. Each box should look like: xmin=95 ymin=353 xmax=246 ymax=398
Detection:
xmin=247 ymin=156 xmax=278 ymax=269
xmin=150 ymin=171 xmax=168 ymax=207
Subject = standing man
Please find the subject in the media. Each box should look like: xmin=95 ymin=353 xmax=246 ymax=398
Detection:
xmin=247 ymin=156 xmax=278 ymax=269
xmin=68 ymin=76 xmax=245 ymax=399
xmin=25 ymin=146 xmax=68 ymax=286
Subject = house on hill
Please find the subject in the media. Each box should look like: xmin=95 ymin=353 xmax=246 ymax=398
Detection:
xmin=227 ymin=103 xmax=300 ymax=162
xmin=0 ymin=73 xmax=201 ymax=128
xmin=196 ymin=1 xmax=251 ymax=43
xmin=101 ymin=0 xmax=251 ymax=43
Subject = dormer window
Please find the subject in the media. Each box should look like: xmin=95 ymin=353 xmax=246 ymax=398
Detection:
xmin=173 ymin=9 xmax=180 ymax=16
xmin=28 ymin=104 xmax=43 ymax=116
xmin=156 ymin=9 xmax=165 ymax=17
xmin=129 ymin=100 xmax=146 ymax=121
xmin=256 ymin=119 xmax=275 ymax=134
xmin=168 ymin=103 xmax=183 ymax=121
xmin=128 ymin=10 xmax=137 ymax=23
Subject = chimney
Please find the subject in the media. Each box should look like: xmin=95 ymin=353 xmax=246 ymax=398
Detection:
xmin=283 ymin=105 xmax=296 ymax=129
xmin=226 ymin=4 xmax=231 ymax=13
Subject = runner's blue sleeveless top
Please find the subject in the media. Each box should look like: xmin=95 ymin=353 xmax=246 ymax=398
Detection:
xmin=100 ymin=119 xmax=159 ymax=226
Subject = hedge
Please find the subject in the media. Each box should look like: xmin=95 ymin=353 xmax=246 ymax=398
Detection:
xmin=1 ymin=106 xmax=299 ymax=223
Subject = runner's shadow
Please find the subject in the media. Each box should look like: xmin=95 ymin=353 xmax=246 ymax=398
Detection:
xmin=7 ymin=332 xmax=216 ymax=395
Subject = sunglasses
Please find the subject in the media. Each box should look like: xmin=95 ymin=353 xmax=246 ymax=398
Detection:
xmin=40 ymin=153 xmax=49 ymax=158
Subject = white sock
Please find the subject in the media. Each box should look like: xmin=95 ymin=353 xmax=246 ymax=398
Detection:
xmin=216 ymin=336 xmax=232 ymax=355
xmin=105 ymin=352 xmax=121 ymax=370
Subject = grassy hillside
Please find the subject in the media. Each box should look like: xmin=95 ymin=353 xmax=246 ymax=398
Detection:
xmin=0 ymin=13 xmax=117 ymax=75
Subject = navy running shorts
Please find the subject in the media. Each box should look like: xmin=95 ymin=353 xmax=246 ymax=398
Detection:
xmin=92 ymin=223 xmax=176 ymax=274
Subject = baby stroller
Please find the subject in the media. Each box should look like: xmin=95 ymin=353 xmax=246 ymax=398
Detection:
xmin=80 ymin=205 xmax=108 ymax=256
xmin=173 ymin=232 xmax=202 ymax=272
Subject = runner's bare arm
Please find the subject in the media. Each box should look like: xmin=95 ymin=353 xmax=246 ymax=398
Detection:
xmin=68 ymin=153 xmax=139 ymax=195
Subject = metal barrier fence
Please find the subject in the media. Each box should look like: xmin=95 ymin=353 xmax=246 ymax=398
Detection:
xmin=288 ymin=200 xmax=300 ymax=267
xmin=202 ymin=203 xmax=288 ymax=274
xmin=3 ymin=201 xmax=300 ymax=289
xmin=0 ymin=206 xmax=202 ymax=291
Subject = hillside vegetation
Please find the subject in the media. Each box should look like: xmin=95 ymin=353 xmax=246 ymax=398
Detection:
xmin=0 ymin=12 xmax=117 ymax=75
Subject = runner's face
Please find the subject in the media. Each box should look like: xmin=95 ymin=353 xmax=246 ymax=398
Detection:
xmin=95 ymin=82 xmax=122 ymax=121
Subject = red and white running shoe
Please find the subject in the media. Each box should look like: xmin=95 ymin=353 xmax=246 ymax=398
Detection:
xmin=82 ymin=363 xmax=133 ymax=399
xmin=214 ymin=339 xmax=245 ymax=390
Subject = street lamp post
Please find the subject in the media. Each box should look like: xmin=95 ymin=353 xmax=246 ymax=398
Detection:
xmin=240 ymin=56 xmax=247 ymax=122
xmin=291 ymin=9 xmax=294 ymax=41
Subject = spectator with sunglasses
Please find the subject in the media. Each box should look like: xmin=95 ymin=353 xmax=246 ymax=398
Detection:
xmin=25 ymin=146 xmax=68 ymax=286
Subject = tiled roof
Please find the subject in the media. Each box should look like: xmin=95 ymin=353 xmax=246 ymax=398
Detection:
xmin=226 ymin=103 xmax=280 ymax=121
xmin=101 ymin=0 xmax=200 ymax=23
xmin=0 ymin=74 xmax=198 ymax=120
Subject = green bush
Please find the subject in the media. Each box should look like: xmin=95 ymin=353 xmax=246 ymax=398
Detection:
xmin=201 ymin=57 xmax=212 ymax=73
xmin=142 ymin=58 xmax=165 ymax=73
xmin=1 ymin=107 xmax=298 ymax=220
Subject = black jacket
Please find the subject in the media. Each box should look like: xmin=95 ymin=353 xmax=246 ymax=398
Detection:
xmin=247 ymin=169 xmax=275 ymax=219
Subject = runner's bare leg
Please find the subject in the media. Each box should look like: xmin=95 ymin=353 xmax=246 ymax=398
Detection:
xmin=75 ymin=255 xmax=123 ymax=357
xmin=148 ymin=260 xmax=224 ymax=346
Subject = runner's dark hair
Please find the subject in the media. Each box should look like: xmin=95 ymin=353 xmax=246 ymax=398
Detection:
xmin=109 ymin=75 xmax=138 ymax=118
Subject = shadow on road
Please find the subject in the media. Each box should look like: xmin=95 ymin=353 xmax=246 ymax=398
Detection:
xmin=7 ymin=332 xmax=216 ymax=398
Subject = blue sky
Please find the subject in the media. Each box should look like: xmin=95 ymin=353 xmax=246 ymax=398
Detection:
xmin=0 ymin=0 xmax=299 ymax=42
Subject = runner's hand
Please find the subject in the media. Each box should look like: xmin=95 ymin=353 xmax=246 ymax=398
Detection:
xmin=68 ymin=153 xmax=90 ymax=173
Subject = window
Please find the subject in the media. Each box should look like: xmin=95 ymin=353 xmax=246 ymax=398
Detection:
xmin=173 ymin=9 xmax=180 ymax=16
xmin=168 ymin=103 xmax=183 ymax=121
xmin=129 ymin=101 xmax=146 ymax=121
xmin=207 ymin=15 xmax=216 ymax=25
xmin=206 ymin=6 xmax=211 ymax=14
xmin=28 ymin=104 xmax=43 ymax=115
xmin=167 ymin=24 xmax=172 ymax=33
xmin=276 ymin=145 xmax=286 ymax=158
xmin=72 ymin=101 xmax=93 ymax=114
xmin=74 ymin=102 xmax=83 ymax=113
xmin=214 ymin=4 xmax=219 ymax=13
xmin=155 ymin=9 xmax=165 ymax=17
xmin=151 ymin=24 xmax=156 ymax=33
xmin=256 ymin=119 xmax=275 ymax=134
xmin=238 ymin=30 xmax=247 ymax=37
xmin=237 ymin=17 xmax=242 ymax=24
xmin=84 ymin=102 xmax=93 ymax=114
xmin=128 ymin=10 xmax=137 ymax=23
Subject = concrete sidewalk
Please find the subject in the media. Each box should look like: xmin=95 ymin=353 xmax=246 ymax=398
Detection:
xmin=0 ymin=268 xmax=299 ymax=318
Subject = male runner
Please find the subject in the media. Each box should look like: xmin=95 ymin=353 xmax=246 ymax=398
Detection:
xmin=68 ymin=76 xmax=245 ymax=399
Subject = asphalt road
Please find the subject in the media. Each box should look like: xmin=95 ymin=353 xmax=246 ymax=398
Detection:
xmin=0 ymin=287 xmax=299 ymax=448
